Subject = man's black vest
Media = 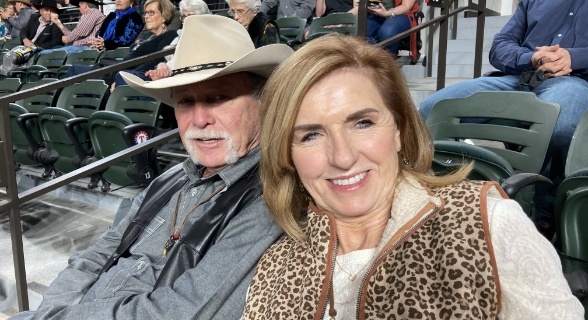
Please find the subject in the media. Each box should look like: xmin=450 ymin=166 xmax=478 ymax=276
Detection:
xmin=99 ymin=165 xmax=262 ymax=289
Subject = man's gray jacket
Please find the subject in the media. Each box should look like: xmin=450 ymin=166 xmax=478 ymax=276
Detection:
xmin=11 ymin=148 xmax=282 ymax=319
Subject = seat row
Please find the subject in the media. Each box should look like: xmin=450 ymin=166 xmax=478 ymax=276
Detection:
xmin=5 ymin=77 xmax=163 ymax=192
xmin=1 ymin=47 xmax=130 ymax=83
xmin=424 ymin=91 xmax=588 ymax=283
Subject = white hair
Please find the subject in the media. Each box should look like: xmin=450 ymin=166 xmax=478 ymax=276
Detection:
xmin=225 ymin=0 xmax=261 ymax=11
xmin=179 ymin=0 xmax=210 ymax=15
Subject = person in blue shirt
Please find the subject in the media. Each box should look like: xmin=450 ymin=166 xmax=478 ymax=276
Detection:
xmin=419 ymin=0 xmax=588 ymax=238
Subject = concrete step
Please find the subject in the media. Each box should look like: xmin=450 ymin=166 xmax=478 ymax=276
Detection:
xmin=433 ymin=51 xmax=491 ymax=65
xmin=456 ymin=26 xmax=503 ymax=40
xmin=446 ymin=38 xmax=494 ymax=52
xmin=431 ymin=64 xmax=498 ymax=78
xmin=456 ymin=15 xmax=512 ymax=29
xmin=402 ymin=64 xmax=427 ymax=80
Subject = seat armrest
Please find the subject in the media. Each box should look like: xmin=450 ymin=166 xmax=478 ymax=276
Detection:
xmin=501 ymin=173 xmax=553 ymax=199
xmin=65 ymin=117 xmax=92 ymax=159
xmin=16 ymin=112 xmax=42 ymax=150
xmin=122 ymin=123 xmax=158 ymax=148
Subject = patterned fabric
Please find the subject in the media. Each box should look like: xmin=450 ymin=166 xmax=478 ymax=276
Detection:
xmin=60 ymin=8 xmax=105 ymax=46
xmin=243 ymin=178 xmax=501 ymax=319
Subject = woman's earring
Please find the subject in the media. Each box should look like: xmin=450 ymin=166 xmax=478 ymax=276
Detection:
xmin=399 ymin=151 xmax=413 ymax=169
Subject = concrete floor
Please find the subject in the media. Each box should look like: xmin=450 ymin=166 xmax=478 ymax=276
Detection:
xmin=0 ymin=169 xmax=141 ymax=317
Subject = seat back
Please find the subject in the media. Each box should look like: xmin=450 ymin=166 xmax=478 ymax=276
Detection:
xmin=88 ymin=111 xmax=137 ymax=187
xmin=566 ymin=111 xmax=588 ymax=177
xmin=554 ymin=112 xmax=588 ymax=273
xmin=25 ymin=50 xmax=67 ymax=82
xmin=55 ymin=79 xmax=109 ymax=117
xmin=426 ymin=91 xmax=561 ymax=174
xmin=0 ymin=78 xmax=22 ymax=97
xmin=2 ymin=38 xmax=22 ymax=52
xmin=276 ymin=17 xmax=307 ymax=43
xmin=105 ymin=85 xmax=161 ymax=126
xmin=87 ymin=86 xmax=161 ymax=188
xmin=16 ymin=78 xmax=59 ymax=113
xmin=65 ymin=49 xmax=101 ymax=66
xmin=306 ymin=13 xmax=357 ymax=41
xmin=96 ymin=47 xmax=130 ymax=67
xmin=557 ymin=185 xmax=588 ymax=274
xmin=35 ymin=80 xmax=109 ymax=174
xmin=9 ymin=102 xmax=42 ymax=166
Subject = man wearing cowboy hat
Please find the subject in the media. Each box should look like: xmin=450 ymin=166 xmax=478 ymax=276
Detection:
xmin=20 ymin=0 xmax=63 ymax=48
xmin=50 ymin=0 xmax=105 ymax=52
xmin=10 ymin=15 xmax=292 ymax=320
xmin=0 ymin=0 xmax=33 ymax=40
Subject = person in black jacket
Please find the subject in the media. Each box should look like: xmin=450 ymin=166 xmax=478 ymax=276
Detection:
xmin=225 ymin=0 xmax=279 ymax=48
xmin=20 ymin=0 xmax=63 ymax=49
xmin=91 ymin=0 xmax=144 ymax=51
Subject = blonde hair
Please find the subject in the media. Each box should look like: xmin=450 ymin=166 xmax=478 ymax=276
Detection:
xmin=261 ymin=35 xmax=471 ymax=242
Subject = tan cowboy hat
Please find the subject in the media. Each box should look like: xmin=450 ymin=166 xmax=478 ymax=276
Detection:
xmin=121 ymin=15 xmax=294 ymax=106
xmin=8 ymin=0 xmax=31 ymax=6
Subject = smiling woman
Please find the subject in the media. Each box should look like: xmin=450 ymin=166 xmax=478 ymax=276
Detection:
xmin=241 ymin=34 xmax=584 ymax=319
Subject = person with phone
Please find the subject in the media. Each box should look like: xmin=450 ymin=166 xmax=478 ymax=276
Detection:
xmin=366 ymin=0 xmax=418 ymax=57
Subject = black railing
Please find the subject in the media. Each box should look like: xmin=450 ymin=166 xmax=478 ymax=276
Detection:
xmin=0 ymin=0 xmax=487 ymax=311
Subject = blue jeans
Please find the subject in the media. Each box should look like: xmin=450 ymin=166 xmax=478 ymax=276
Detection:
xmin=419 ymin=75 xmax=588 ymax=229
xmin=113 ymin=69 xmax=148 ymax=88
xmin=39 ymin=46 xmax=93 ymax=56
xmin=366 ymin=14 xmax=411 ymax=54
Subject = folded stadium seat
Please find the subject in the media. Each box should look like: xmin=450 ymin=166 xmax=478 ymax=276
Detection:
xmin=11 ymin=78 xmax=60 ymax=174
xmin=275 ymin=17 xmax=306 ymax=49
xmin=27 ymin=80 xmax=110 ymax=180
xmin=10 ymin=50 xmax=68 ymax=83
xmin=51 ymin=49 xmax=101 ymax=79
xmin=0 ymin=77 xmax=21 ymax=96
xmin=9 ymin=103 xmax=43 ymax=169
xmin=554 ymin=111 xmax=588 ymax=276
xmin=84 ymin=85 xmax=161 ymax=192
xmin=95 ymin=47 xmax=130 ymax=68
xmin=426 ymin=91 xmax=561 ymax=214
xmin=306 ymin=13 xmax=357 ymax=41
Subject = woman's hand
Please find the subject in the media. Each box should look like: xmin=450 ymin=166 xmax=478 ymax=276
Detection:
xmin=91 ymin=36 xmax=105 ymax=51
xmin=368 ymin=3 xmax=391 ymax=17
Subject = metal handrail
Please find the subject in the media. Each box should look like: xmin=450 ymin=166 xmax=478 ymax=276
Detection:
xmin=0 ymin=0 xmax=489 ymax=310
xmin=0 ymin=47 xmax=176 ymax=311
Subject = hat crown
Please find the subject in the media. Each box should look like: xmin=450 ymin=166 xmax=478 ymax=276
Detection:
xmin=173 ymin=15 xmax=255 ymax=71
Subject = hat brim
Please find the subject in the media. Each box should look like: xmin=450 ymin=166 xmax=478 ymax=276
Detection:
xmin=121 ymin=43 xmax=292 ymax=106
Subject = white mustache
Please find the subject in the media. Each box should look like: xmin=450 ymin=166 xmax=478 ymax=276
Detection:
xmin=185 ymin=130 xmax=229 ymax=141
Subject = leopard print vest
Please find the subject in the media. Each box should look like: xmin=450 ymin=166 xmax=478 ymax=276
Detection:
xmin=243 ymin=180 xmax=502 ymax=320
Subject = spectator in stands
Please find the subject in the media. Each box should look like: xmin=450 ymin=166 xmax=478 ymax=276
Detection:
xmin=419 ymin=0 xmax=588 ymax=238
xmin=0 ymin=0 xmax=33 ymax=40
xmin=259 ymin=0 xmax=314 ymax=20
xmin=90 ymin=0 xmax=143 ymax=51
xmin=145 ymin=0 xmax=210 ymax=81
xmin=314 ymin=0 xmax=353 ymax=17
xmin=10 ymin=14 xmax=293 ymax=320
xmin=65 ymin=0 xmax=176 ymax=88
xmin=20 ymin=0 xmax=63 ymax=49
xmin=226 ymin=0 xmax=279 ymax=48
xmin=241 ymin=34 xmax=584 ymax=319
xmin=366 ymin=0 xmax=418 ymax=57
xmin=107 ymin=0 xmax=177 ymax=88
xmin=0 ymin=3 xmax=18 ymax=39
xmin=50 ymin=0 xmax=105 ymax=53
